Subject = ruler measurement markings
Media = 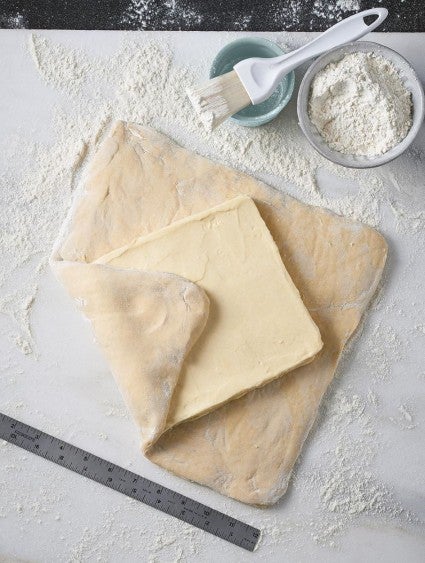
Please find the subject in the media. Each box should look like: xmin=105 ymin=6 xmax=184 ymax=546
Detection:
xmin=0 ymin=413 xmax=260 ymax=551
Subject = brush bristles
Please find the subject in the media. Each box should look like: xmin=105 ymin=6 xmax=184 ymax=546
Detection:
xmin=187 ymin=70 xmax=252 ymax=130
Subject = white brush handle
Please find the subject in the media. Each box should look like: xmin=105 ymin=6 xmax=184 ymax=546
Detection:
xmin=234 ymin=8 xmax=388 ymax=104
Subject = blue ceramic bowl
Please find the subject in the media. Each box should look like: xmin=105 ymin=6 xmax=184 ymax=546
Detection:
xmin=210 ymin=37 xmax=295 ymax=127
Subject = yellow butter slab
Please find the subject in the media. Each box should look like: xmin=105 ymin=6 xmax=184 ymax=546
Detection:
xmin=98 ymin=195 xmax=323 ymax=426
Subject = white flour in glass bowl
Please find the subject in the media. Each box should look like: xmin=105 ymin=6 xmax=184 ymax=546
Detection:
xmin=308 ymin=51 xmax=412 ymax=157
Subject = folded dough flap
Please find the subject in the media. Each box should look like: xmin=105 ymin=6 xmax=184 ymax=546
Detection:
xmin=96 ymin=195 xmax=323 ymax=429
xmin=53 ymin=261 xmax=209 ymax=448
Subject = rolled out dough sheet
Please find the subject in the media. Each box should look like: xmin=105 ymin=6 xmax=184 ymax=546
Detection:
xmin=52 ymin=121 xmax=387 ymax=505
xmin=97 ymin=196 xmax=323 ymax=427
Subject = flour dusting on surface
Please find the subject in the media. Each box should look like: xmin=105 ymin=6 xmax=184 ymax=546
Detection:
xmin=313 ymin=0 xmax=360 ymax=20
xmin=120 ymin=0 xmax=363 ymax=31
xmin=0 ymin=12 xmax=26 ymax=29
xmin=122 ymin=0 xmax=203 ymax=29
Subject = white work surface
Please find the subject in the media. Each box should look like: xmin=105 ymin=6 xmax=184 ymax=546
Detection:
xmin=0 ymin=30 xmax=424 ymax=562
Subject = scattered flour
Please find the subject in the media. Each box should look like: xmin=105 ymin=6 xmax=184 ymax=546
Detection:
xmin=389 ymin=403 xmax=417 ymax=430
xmin=335 ymin=0 xmax=360 ymax=10
xmin=12 ymin=335 xmax=32 ymax=356
xmin=0 ymin=12 xmax=26 ymax=29
xmin=102 ymin=400 xmax=130 ymax=419
xmin=0 ymin=31 xmax=424 ymax=560
xmin=120 ymin=0 xmax=363 ymax=31
xmin=121 ymin=0 xmax=203 ymax=29
xmin=289 ymin=387 xmax=419 ymax=547
xmin=313 ymin=0 xmax=360 ymax=20
xmin=29 ymin=34 xmax=91 ymax=97
xmin=313 ymin=393 xmax=403 ymax=519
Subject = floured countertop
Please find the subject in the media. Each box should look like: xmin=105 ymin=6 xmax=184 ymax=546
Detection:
xmin=0 ymin=30 xmax=424 ymax=562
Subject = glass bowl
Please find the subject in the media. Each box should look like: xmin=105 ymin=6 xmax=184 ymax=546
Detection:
xmin=210 ymin=37 xmax=295 ymax=127
xmin=297 ymin=41 xmax=425 ymax=168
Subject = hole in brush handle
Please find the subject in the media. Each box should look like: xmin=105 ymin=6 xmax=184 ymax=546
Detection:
xmin=361 ymin=8 xmax=388 ymax=31
xmin=364 ymin=14 xmax=379 ymax=26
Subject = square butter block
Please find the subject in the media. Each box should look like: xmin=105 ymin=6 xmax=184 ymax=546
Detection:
xmin=100 ymin=196 xmax=323 ymax=426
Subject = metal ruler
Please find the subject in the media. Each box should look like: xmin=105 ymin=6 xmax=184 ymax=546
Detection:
xmin=0 ymin=412 xmax=260 ymax=552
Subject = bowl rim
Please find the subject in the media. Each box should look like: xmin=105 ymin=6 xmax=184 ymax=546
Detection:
xmin=210 ymin=37 xmax=295 ymax=127
xmin=297 ymin=41 xmax=425 ymax=169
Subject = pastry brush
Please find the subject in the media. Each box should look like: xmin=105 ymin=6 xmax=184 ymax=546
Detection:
xmin=187 ymin=8 xmax=388 ymax=130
